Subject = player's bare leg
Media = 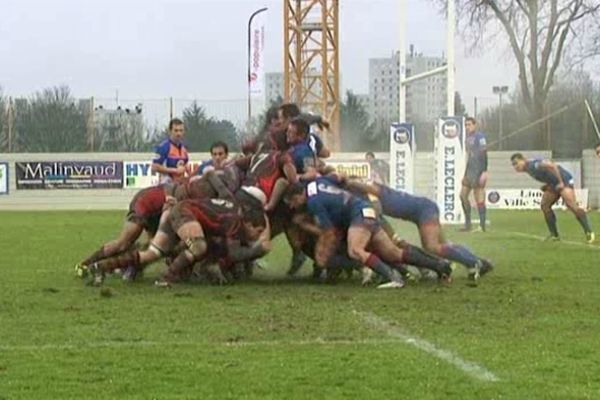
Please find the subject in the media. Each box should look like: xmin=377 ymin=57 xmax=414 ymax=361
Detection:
xmin=86 ymin=213 xmax=177 ymax=286
xmin=156 ymin=221 xmax=207 ymax=287
xmin=419 ymin=221 xmax=492 ymax=280
xmin=560 ymin=187 xmax=594 ymax=242
xmin=370 ymin=229 xmax=452 ymax=283
xmin=76 ymin=221 xmax=144 ymax=278
xmin=541 ymin=189 xmax=561 ymax=240
xmin=347 ymin=226 xmax=404 ymax=288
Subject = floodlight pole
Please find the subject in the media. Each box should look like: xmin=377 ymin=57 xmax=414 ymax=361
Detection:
xmin=446 ymin=0 xmax=455 ymax=116
xmin=399 ymin=0 xmax=406 ymax=123
xmin=493 ymin=85 xmax=509 ymax=150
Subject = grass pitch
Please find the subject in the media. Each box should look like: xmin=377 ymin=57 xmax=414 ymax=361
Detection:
xmin=0 ymin=210 xmax=599 ymax=399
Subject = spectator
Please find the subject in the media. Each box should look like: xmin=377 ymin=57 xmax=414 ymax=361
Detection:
xmin=365 ymin=151 xmax=389 ymax=185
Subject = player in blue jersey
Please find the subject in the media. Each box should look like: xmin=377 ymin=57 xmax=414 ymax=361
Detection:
xmin=511 ymin=153 xmax=595 ymax=243
xmin=286 ymin=118 xmax=319 ymax=180
xmin=460 ymin=117 xmax=488 ymax=232
xmin=284 ymin=178 xmax=453 ymax=288
xmin=194 ymin=141 xmax=229 ymax=176
xmin=346 ymin=180 xmax=493 ymax=281
xmin=151 ymin=118 xmax=189 ymax=183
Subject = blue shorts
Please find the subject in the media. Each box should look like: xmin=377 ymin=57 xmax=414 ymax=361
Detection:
xmin=463 ymin=168 xmax=485 ymax=189
xmin=545 ymin=178 xmax=575 ymax=193
xmin=413 ymin=202 xmax=440 ymax=226
xmin=378 ymin=185 xmax=439 ymax=226
xmin=349 ymin=206 xmax=381 ymax=234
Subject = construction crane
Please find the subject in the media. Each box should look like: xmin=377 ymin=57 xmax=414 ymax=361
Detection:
xmin=283 ymin=0 xmax=340 ymax=151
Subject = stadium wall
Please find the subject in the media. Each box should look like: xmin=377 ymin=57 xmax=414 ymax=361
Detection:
xmin=0 ymin=151 xmax=598 ymax=211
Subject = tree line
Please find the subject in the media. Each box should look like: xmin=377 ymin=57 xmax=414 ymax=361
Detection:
xmin=0 ymin=86 xmax=241 ymax=153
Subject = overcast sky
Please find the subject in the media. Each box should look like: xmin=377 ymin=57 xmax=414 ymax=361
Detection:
xmin=0 ymin=0 xmax=517 ymax=115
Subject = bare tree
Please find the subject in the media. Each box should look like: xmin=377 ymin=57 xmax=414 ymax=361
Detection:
xmin=443 ymin=0 xmax=600 ymax=145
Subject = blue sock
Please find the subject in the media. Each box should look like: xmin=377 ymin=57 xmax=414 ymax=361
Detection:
xmin=441 ymin=244 xmax=479 ymax=268
xmin=543 ymin=210 xmax=559 ymax=237
xmin=366 ymin=254 xmax=398 ymax=282
xmin=461 ymin=197 xmax=471 ymax=228
xmin=477 ymin=202 xmax=486 ymax=231
xmin=575 ymin=210 xmax=592 ymax=234
xmin=328 ymin=254 xmax=362 ymax=270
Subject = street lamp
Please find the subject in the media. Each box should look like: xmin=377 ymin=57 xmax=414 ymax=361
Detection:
xmin=493 ymin=85 xmax=509 ymax=150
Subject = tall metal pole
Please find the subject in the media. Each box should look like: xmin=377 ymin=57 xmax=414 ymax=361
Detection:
xmin=399 ymin=0 xmax=406 ymax=122
xmin=498 ymin=92 xmax=504 ymax=150
xmin=247 ymin=7 xmax=268 ymax=123
xmin=7 ymin=97 xmax=13 ymax=153
xmin=446 ymin=0 xmax=455 ymax=116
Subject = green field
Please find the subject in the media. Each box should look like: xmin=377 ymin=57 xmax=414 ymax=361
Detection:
xmin=1 ymin=210 xmax=599 ymax=400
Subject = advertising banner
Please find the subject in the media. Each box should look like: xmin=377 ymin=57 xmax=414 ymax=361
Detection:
xmin=124 ymin=161 xmax=202 ymax=189
xmin=16 ymin=161 xmax=123 ymax=189
xmin=249 ymin=11 xmax=267 ymax=98
xmin=435 ymin=116 xmax=466 ymax=224
xmin=486 ymin=188 xmax=589 ymax=210
xmin=0 ymin=162 xmax=8 ymax=195
xmin=124 ymin=161 xmax=159 ymax=189
xmin=326 ymin=161 xmax=371 ymax=181
xmin=389 ymin=123 xmax=415 ymax=193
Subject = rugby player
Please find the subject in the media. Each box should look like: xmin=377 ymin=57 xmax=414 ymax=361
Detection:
xmin=460 ymin=117 xmax=488 ymax=232
xmin=346 ymin=180 xmax=493 ymax=281
xmin=75 ymin=183 xmax=172 ymax=277
xmin=193 ymin=141 xmax=229 ymax=176
xmin=284 ymin=178 xmax=453 ymax=289
xmin=151 ymin=118 xmax=189 ymax=183
xmin=511 ymin=153 xmax=595 ymax=243
xmin=75 ymin=166 xmax=240 ymax=278
xmin=276 ymin=103 xmax=330 ymax=158
xmin=86 ymin=198 xmax=268 ymax=287
xmin=286 ymin=118 xmax=319 ymax=182
xmin=242 ymin=103 xmax=330 ymax=160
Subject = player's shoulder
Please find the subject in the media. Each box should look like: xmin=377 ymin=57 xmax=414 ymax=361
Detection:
xmin=155 ymin=138 xmax=171 ymax=149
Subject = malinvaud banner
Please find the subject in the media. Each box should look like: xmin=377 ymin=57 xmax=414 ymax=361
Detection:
xmin=389 ymin=122 xmax=415 ymax=193
xmin=16 ymin=161 xmax=123 ymax=189
xmin=435 ymin=116 xmax=466 ymax=224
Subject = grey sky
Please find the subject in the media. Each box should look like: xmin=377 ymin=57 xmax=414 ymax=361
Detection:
xmin=1 ymin=0 xmax=515 ymax=115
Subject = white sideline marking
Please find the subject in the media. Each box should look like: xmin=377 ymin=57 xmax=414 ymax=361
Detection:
xmin=501 ymin=231 xmax=599 ymax=250
xmin=358 ymin=311 xmax=499 ymax=382
xmin=0 ymin=338 xmax=402 ymax=352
